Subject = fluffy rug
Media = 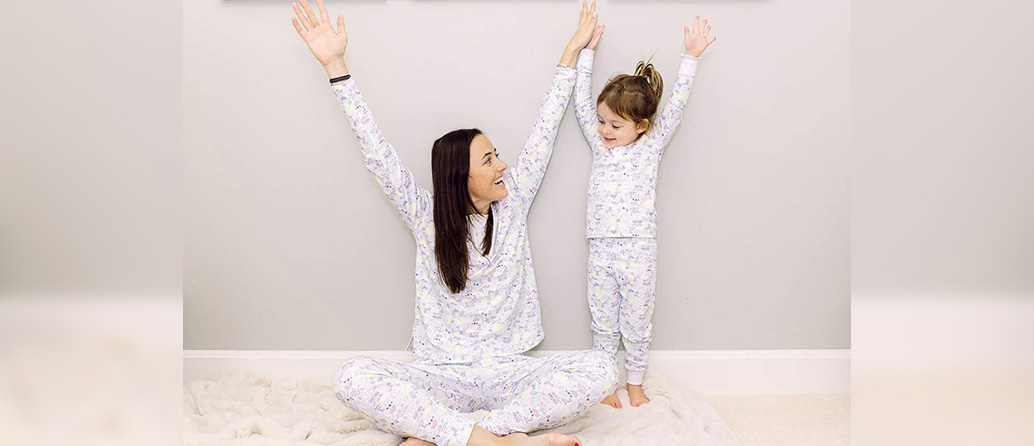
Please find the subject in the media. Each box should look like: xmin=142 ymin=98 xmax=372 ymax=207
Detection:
xmin=183 ymin=371 xmax=740 ymax=446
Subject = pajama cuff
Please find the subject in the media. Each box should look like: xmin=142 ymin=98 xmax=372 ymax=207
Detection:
xmin=626 ymin=369 xmax=645 ymax=386
xmin=678 ymin=53 xmax=700 ymax=77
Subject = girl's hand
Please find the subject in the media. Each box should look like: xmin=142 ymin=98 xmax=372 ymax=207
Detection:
xmin=561 ymin=1 xmax=599 ymax=66
xmin=587 ymin=25 xmax=605 ymax=51
xmin=291 ymin=0 xmax=349 ymax=76
xmin=684 ymin=16 xmax=716 ymax=58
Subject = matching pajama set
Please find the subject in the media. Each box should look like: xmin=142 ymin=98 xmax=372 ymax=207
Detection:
xmin=574 ymin=48 xmax=699 ymax=385
xmin=330 ymin=66 xmax=619 ymax=446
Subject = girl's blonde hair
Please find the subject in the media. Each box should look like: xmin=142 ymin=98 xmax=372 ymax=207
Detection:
xmin=597 ymin=59 xmax=664 ymax=134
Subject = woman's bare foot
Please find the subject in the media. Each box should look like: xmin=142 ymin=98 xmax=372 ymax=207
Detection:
xmin=503 ymin=432 xmax=582 ymax=446
xmin=400 ymin=437 xmax=435 ymax=446
xmin=627 ymin=384 xmax=650 ymax=407
xmin=600 ymin=390 xmax=622 ymax=408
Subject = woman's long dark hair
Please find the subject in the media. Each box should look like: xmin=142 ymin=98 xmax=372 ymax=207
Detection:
xmin=431 ymin=128 xmax=494 ymax=294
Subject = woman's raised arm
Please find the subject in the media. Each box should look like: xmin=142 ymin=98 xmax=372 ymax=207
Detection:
xmin=293 ymin=0 xmax=431 ymax=231
xmin=507 ymin=1 xmax=600 ymax=209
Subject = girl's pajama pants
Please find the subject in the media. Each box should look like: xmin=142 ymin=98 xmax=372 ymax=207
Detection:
xmin=333 ymin=350 xmax=618 ymax=446
xmin=587 ymin=237 xmax=657 ymax=386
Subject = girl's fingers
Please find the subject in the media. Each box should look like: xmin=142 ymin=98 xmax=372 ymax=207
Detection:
xmin=291 ymin=16 xmax=306 ymax=37
xmin=299 ymin=0 xmax=320 ymax=27
xmin=293 ymin=3 xmax=312 ymax=31
xmin=337 ymin=15 xmax=345 ymax=34
xmin=705 ymin=24 xmax=711 ymax=35
xmin=316 ymin=0 xmax=331 ymax=25
xmin=709 ymin=36 xmax=716 ymax=44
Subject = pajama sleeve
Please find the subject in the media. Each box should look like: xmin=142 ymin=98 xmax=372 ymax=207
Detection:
xmin=332 ymin=79 xmax=432 ymax=232
xmin=505 ymin=65 xmax=577 ymax=212
xmin=574 ymin=49 xmax=602 ymax=148
xmin=651 ymin=54 xmax=699 ymax=156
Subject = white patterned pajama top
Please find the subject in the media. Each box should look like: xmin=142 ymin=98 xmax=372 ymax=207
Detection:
xmin=329 ymin=66 xmax=618 ymax=446
xmin=575 ymin=48 xmax=698 ymax=385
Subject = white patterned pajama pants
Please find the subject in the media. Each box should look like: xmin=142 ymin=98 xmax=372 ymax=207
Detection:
xmin=333 ymin=350 xmax=618 ymax=446
xmin=587 ymin=237 xmax=657 ymax=386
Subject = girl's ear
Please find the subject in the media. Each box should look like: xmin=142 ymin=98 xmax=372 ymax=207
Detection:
xmin=636 ymin=119 xmax=650 ymax=134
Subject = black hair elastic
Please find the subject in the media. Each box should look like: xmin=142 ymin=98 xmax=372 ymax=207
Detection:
xmin=329 ymin=74 xmax=351 ymax=84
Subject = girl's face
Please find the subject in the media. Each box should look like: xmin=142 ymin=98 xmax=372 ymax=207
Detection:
xmin=597 ymin=102 xmax=648 ymax=149
xmin=467 ymin=134 xmax=508 ymax=211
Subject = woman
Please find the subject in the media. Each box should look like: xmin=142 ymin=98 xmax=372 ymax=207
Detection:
xmin=290 ymin=1 xmax=616 ymax=445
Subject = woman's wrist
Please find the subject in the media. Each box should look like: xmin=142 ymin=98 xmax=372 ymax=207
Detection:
xmin=323 ymin=58 xmax=349 ymax=79
xmin=559 ymin=44 xmax=580 ymax=68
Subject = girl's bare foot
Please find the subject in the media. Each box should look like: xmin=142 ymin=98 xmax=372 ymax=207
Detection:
xmin=400 ymin=437 xmax=435 ymax=446
xmin=503 ymin=432 xmax=582 ymax=446
xmin=627 ymin=384 xmax=650 ymax=407
xmin=600 ymin=390 xmax=622 ymax=408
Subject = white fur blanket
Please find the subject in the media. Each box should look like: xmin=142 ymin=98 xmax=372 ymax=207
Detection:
xmin=183 ymin=371 xmax=739 ymax=446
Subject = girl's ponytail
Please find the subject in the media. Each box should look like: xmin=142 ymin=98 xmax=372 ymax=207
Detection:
xmin=634 ymin=59 xmax=664 ymax=105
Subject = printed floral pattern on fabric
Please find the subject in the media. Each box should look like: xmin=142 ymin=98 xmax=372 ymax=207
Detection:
xmin=333 ymin=351 xmax=618 ymax=446
xmin=574 ymin=49 xmax=697 ymax=239
xmin=587 ymin=238 xmax=658 ymax=373
xmin=330 ymin=66 xmax=575 ymax=365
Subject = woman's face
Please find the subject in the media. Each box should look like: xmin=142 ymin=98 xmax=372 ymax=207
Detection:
xmin=597 ymin=102 xmax=648 ymax=149
xmin=467 ymin=134 xmax=508 ymax=211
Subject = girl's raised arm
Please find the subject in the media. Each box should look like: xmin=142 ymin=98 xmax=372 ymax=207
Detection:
xmin=574 ymin=26 xmax=606 ymax=143
xmin=653 ymin=16 xmax=715 ymax=153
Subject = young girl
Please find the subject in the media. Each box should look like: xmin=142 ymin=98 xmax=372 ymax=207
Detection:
xmin=575 ymin=17 xmax=716 ymax=408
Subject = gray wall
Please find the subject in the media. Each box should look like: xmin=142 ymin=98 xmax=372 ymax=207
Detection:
xmin=184 ymin=0 xmax=850 ymax=351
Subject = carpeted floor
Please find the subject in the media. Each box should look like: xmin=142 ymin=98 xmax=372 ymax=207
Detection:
xmin=183 ymin=371 xmax=741 ymax=446
xmin=707 ymin=395 xmax=851 ymax=446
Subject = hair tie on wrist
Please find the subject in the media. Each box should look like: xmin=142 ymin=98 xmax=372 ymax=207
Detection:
xmin=329 ymin=74 xmax=351 ymax=84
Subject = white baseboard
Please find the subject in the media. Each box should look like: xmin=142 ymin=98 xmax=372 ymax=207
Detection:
xmin=183 ymin=349 xmax=849 ymax=396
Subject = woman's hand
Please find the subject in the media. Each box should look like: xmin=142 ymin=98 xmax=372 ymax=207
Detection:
xmin=560 ymin=0 xmax=600 ymax=67
xmin=684 ymin=16 xmax=716 ymax=58
xmin=291 ymin=0 xmax=349 ymax=78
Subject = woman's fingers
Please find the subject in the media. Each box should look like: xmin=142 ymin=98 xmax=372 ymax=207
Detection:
xmin=293 ymin=3 xmax=312 ymax=32
xmin=299 ymin=0 xmax=320 ymax=28
xmin=291 ymin=16 xmax=307 ymax=37
xmin=316 ymin=0 xmax=331 ymax=25
xmin=336 ymin=14 xmax=345 ymax=35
